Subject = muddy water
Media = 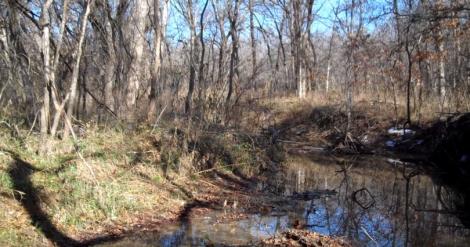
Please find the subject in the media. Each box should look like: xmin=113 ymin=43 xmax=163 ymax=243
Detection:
xmin=100 ymin=155 xmax=470 ymax=246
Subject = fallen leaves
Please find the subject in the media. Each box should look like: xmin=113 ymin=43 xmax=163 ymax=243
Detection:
xmin=262 ymin=229 xmax=352 ymax=247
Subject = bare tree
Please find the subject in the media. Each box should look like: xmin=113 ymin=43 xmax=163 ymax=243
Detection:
xmin=291 ymin=0 xmax=304 ymax=98
xmin=148 ymin=0 xmax=170 ymax=120
xmin=1 ymin=0 xmax=469 ymax=141
xmin=196 ymin=0 xmax=210 ymax=116
xmin=183 ymin=0 xmax=198 ymax=115
xmin=63 ymin=0 xmax=94 ymax=138
xmin=103 ymin=1 xmax=117 ymax=113
xmin=325 ymin=29 xmax=335 ymax=93
xmin=126 ymin=0 xmax=149 ymax=119
xmin=249 ymin=0 xmax=257 ymax=88
xmin=39 ymin=0 xmax=54 ymax=137
xmin=226 ymin=0 xmax=241 ymax=106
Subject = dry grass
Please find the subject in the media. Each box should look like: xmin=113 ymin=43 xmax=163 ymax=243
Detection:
xmin=258 ymin=90 xmax=469 ymax=127
xmin=242 ymin=91 xmax=463 ymax=155
xmin=0 ymin=120 xmax=264 ymax=246
xmin=1 ymin=90 xmax=466 ymax=246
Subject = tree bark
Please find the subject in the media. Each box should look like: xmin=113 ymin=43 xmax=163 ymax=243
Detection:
xmin=291 ymin=0 xmax=304 ymax=98
xmin=126 ymin=0 xmax=149 ymax=119
xmin=148 ymin=0 xmax=169 ymax=120
xmin=437 ymin=31 xmax=446 ymax=110
xmin=212 ymin=0 xmax=226 ymax=88
xmin=63 ymin=0 xmax=93 ymax=138
xmin=50 ymin=0 xmax=70 ymax=138
xmin=184 ymin=0 xmax=197 ymax=115
xmin=39 ymin=0 xmax=54 ymax=137
xmin=196 ymin=0 xmax=209 ymax=116
xmin=226 ymin=0 xmax=240 ymax=106
xmin=103 ymin=2 xmax=117 ymax=113
xmin=249 ymin=0 xmax=257 ymax=88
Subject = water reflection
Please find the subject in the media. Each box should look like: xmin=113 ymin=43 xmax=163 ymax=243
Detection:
xmin=267 ymin=155 xmax=470 ymax=246
xmin=100 ymin=155 xmax=470 ymax=247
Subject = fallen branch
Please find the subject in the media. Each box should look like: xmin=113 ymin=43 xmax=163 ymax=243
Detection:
xmin=361 ymin=226 xmax=378 ymax=245
xmin=27 ymin=110 xmax=39 ymax=137
xmin=173 ymin=163 xmax=245 ymax=182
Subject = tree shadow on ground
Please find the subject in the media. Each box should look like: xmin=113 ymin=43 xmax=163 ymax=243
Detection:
xmin=6 ymin=151 xmax=82 ymax=247
xmin=2 ymin=149 xmax=128 ymax=246
xmin=0 ymin=129 xmax=263 ymax=246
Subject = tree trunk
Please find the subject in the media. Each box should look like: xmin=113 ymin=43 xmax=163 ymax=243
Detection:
xmin=148 ymin=0 xmax=169 ymax=120
xmin=291 ymin=0 xmax=304 ymax=98
xmin=226 ymin=0 xmax=240 ymax=106
xmin=39 ymin=0 xmax=54 ymax=137
xmin=438 ymin=33 xmax=446 ymax=110
xmin=196 ymin=0 xmax=209 ymax=116
xmin=212 ymin=0 xmax=226 ymax=89
xmin=249 ymin=0 xmax=257 ymax=88
xmin=305 ymin=0 xmax=316 ymax=94
xmin=104 ymin=2 xmax=117 ymax=113
xmin=126 ymin=0 xmax=149 ymax=119
xmin=49 ymin=0 xmax=70 ymax=138
xmin=63 ymin=0 xmax=93 ymax=138
xmin=184 ymin=0 xmax=197 ymax=115
xmin=325 ymin=30 xmax=334 ymax=93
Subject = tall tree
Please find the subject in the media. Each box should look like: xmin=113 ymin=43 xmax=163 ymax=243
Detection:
xmin=148 ymin=0 xmax=169 ymax=120
xmin=64 ymin=0 xmax=94 ymax=138
xmin=226 ymin=0 xmax=241 ymax=106
xmin=183 ymin=0 xmax=198 ymax=115
xmin=249 ymin=0 xmax=257 ymax=88
xmin=126 ymin=0 xmax=149 ymax=119
xmin=39 ymin=0 xmax=54 ymax=137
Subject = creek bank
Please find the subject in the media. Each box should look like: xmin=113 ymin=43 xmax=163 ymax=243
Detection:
xmin=97 ymin=151 xmax=470 ymax=246
xmin=264 ymin=100 xmax=469 ymax=163
xmin=262 ymin=100 xmax=470 ymax=231
xmin=0 ymin=123 xmax=279 ymax=246
xmin=1 ymin=99 xmax=468 ymax=246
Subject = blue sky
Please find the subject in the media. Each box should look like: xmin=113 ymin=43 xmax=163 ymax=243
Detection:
xmin=165 ymin=0 xmax=392 ymax=45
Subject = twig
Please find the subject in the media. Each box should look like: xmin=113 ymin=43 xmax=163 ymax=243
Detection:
xmin=151 ymin=103 xmax=168 ymax=134
xmin=27 ymin=110 xmax=40 ymax=137
xmin=75 ymin=147 xmax=97 ymax=184
xmin=84 ymin=87 xmax=117 ymax=118
xmin=199 ymin=179 xmax=219 ymax=188
xmin=63 ymin=114 xmax=98 ymax=184
xmin=278 ymin=139 xmax=312 ymax=144
xmin=361 ymin=226 xmax=378 ymax=246
xmin=174 ymin=163 xmax=244 ymax=182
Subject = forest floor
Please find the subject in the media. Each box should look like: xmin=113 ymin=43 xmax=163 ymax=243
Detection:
xmin=0 ymin=123 xmax=276 ymax=246
xmin=0 ymin=95 xmax=467 ymax=246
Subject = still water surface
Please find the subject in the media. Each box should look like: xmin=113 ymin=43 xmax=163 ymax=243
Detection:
xmin=100 ymin=155 xmax=470 ymax=246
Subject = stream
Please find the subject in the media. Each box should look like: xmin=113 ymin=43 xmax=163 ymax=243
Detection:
xmin=99 ymin=154 xmax=470 ymax=246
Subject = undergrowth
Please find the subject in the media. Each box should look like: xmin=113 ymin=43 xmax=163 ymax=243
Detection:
xmin=0 ymin=93 xmax=453 ymax=245
xmin=0 ymin=120 xmax=262 ymax=246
